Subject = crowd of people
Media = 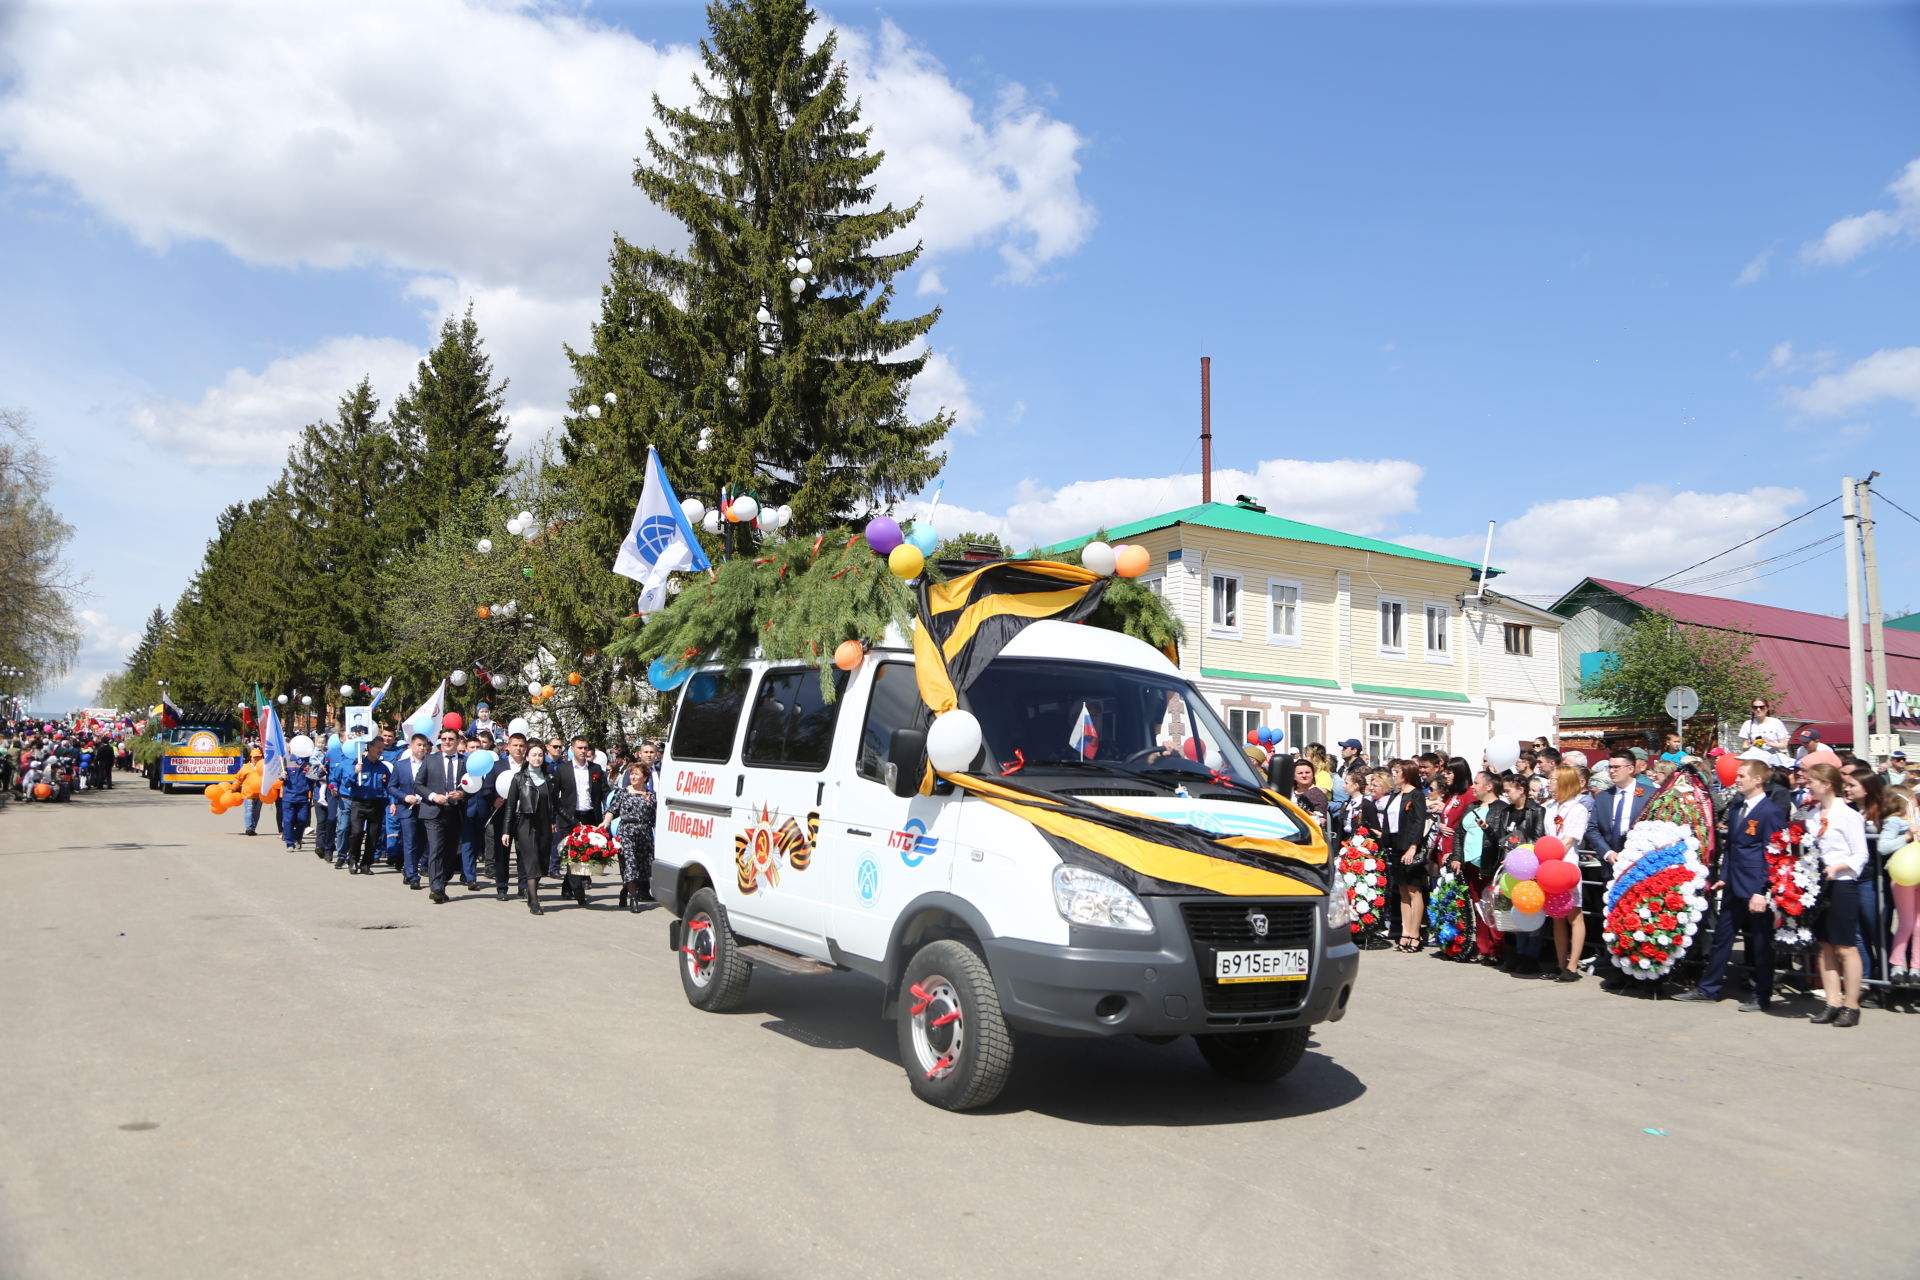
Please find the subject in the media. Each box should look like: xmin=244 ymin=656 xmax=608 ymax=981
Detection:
xmin=252 ymin=709 xmax=661 ymax=918
xmin=0 ymin=719 xmax=128 ymax=802
xmin=1268 ymin=726 xmax=1914 ymax=1028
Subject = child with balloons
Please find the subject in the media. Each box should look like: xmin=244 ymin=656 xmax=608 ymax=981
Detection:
xmin=1541 ymin=765 xmax=1591 ymax=982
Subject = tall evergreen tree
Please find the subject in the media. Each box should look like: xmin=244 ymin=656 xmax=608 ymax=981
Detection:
xmin=123 ymin=606 xmax=168 ymax=686
xmin=283 ymin=378 xmax=412 ymax=684
xmin=389 ymin=302 xmax=511 ymax=523
xmin=546 ymin=0 xmax=951 ymax=653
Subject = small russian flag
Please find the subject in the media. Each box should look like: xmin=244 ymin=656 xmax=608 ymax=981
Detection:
xmin=1069 ymin=702 xmax=1099 ymax=759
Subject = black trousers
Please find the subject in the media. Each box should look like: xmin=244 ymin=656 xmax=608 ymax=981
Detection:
xmin=423 ymin=812 xmax=464 ymax=893
xmin=342 ymin=799 xmax=385 ymax=867
xmin=1696 ymin=885 xmax=1774 ymax=1002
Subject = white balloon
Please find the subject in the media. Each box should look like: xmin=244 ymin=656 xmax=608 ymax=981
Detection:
xmin=681 ymin=498 xmax=706 ymax=524
xmin=603 ymin=391 xmax=617 ymax=405
xmin=1081 ymin=540 xmax=1117 ymax=577
xmin=300 ymin=695 xmax=312 ymax=706
xmin=495 ymin=768 xmax=517 ymax=798
xmin=507 ymin=716 xmax=531 ymax=737
xmin=586 ymin=403 xmax=601 ymax=419
xmin=1204 ymin=747 xmax=1225 ymax=772
xmin=506 ymin=518 xmax=523 ymax=535
xmin=701 ymin=510 xmax=721 ymax=534
xmin=1506 ymin=907 xmax=1546 ymax=932
xmin=732 ymin=495 xmax=759 ymax=523
xmin=527 ymin=680 xmax=543 ymax=696
xmin=339 ymin=684 xmax=354 ymax=697
xmin=777 ymin=505 xmax=793 ymax=527
xmin=276 ymin=694 xmax=288 ymax=704
xmin=476 ymin=538 xmax=493 ymax=554
xmin=1484 ymin=736 xmax=1521 ymax=773
xmin=926 ymin=709 xmax=984 ymax=772
xmin=796 ymin=256 xmax=813 ymax=274
xmin=726 ymin=375 xmax=740 ymax=393
xmin=288 ymin=735 xmax=315 ymax=759
xmin=518 ymin=511 xmax=534 ymax=525
xmin=459 ymin=773 xmax=483 ymax=794
xmin=789 ymin=276 xmax=806 ymax=294
xmin=449 ymin=670 xmax=467 ymax=687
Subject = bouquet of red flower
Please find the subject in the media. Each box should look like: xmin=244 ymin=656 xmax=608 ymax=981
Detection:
xmin=560 ymin=824 xmax=617 ymax=875
xmin=1764 ymin=823 xmax=1819 ymax=949
xmin=1337 ymin=825 xmax=1389 ymax=942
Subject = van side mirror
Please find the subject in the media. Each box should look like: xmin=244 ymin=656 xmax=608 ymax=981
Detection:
xmin=887 ymin=728 xmax=927 ymax=799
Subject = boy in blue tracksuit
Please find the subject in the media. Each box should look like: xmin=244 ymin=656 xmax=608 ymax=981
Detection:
xmin=281 ymin=751 xmax=313 ymax=850
xmin=332 ymin=738 xmax=392 ymax=874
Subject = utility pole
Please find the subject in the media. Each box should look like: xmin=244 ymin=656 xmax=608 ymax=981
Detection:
xmin=1841 ymin=477 xmax=1868 ymax=752
xmin=1859 ymin=474 xmax=1892 ymax=747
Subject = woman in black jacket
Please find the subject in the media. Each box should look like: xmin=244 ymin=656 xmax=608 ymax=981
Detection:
xmin=1365 ymin=763 xmax=1430 ymax=952
xmin=1485 ymin=772 xmax=1548 ymax=974
xmin=502 ymin=742 xmax=558 ymax=915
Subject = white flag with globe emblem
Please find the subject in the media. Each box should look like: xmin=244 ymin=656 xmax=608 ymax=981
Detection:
xmin=614 ymin=446 xmax=712 ymax=613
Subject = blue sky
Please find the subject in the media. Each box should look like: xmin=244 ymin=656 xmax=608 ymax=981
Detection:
xmin=2 ymin=0 xmax=1917 ymax=710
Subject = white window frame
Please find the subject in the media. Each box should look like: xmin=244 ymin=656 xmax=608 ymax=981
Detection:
xmin=1416 ymin=722 xmax=1449 ymax=757
xmin=1365 ymin=719 xmax=1398 ymax=763
xmin=1227 ymin=708 xmax=1260 ymax=746
xmin=1267 ymin=578 xmax=1302 ymax=647
xmin=1136 ymin=573 xmax=1163 ymax=597
xmin=1209 ymin=572 xmax=1242 ymax=637
xmin=1503 ymin=623 xmax=1533 ymax=657
xmin=1377 ymin=596 xmax=1406 ymax=658
xmin=1423 ymin=602 xmax=1452 ymax=664
xmin=1286 ymin=712 xmax=1323 ymax=754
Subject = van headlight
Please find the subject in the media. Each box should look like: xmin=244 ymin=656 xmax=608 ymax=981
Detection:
xmin=1325 ymin=889 xmax=1352 ymax=931
xmin=1052 ymin=865 xmax=1154 ymax=933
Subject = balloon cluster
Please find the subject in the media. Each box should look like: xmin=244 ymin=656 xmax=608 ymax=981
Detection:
xmin=864 ymin=516 xmax=939 ymax=579
xmin=1241 ymin=725 xmax=1286 ymax=749
xmin=1497 ymin=837 xmax=1580 ymax=930
xmin=504 ymin=510 xmax=539 ymax=542
xmin=1077 ymin=541 xmax=1151 ymax=579
xmin=688 ymin=496 xmax=792 ymax=537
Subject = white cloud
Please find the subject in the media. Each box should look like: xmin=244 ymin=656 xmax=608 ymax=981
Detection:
xmin=1401 ymin=484 xmax=1807 ymax=603
xmin=128 ymin=336 xmax=424 ymax=467
xmin=1763 ymin=340 xmax=1794 ymax=373
xmin=1802 ymin=158 xmax=1920 ymax=265
xmin=909 ymin=457 xmax=1426 ymax=549
xmin=1786 ymin=347 xmax=1920 ymax=416
xmin=42 ymin=609 xmax=148 ymax=711
xmin=0 ymin=1 xmax=1091 ymax=461
xmin=1734 ymin=245 xmax=1773 ymax=286
xmin=903 ymin=349 xmax=980 ymax=436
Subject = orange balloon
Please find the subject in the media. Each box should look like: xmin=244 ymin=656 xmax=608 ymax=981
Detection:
xmin=833 ymin=640 xmax=864 ymax=671
xmin=1114 ymin=545 xmax=1151 ymax=578
xmin=477 ymin=606 xmax=491 ymax=619
xmin=1510 ymin=880 xmax=1545 ymax=914
xmin=540 ymin=684 xmax=554 ymax=699
xmin=204 ymin=783 xmax=224 ymax=800
xmin=33 ymin=783 xmax=51 ymax=799
xmin=263 ymin=780 xmax=284 ymax=803
xmin=567 ymin=672 xmax=582 ymax=686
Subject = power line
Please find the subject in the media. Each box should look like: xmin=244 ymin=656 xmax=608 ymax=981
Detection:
xmin=1656 ymin=533 xmax=1841 ymax=592
xmin=1871 ymin=487 xmax=1920 ymax=529
xmin=1620 ymin=495 xmax=1839 ymax=601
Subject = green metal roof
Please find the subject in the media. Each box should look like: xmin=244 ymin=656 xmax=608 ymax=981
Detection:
xmin=1890 ymin=612 xmax=1920 ymax=633
xmin=1031 ymin=501 xmax=1493 ymax=575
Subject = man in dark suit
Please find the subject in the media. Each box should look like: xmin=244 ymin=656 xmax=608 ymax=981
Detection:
xmin=387 ymin=734 xmax=431 ymax=889
xmin=1588 ymin=749 xmax=1657 ymax=992
xmin=416 ymin=726 xmax=470 ymax=903
xmin=548 ymin=734 xmax=608 ymax=877
xmin=1676 ymin=758 xmax=1786 ymax=1010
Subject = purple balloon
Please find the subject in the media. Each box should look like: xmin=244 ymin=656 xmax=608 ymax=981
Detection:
xmin=1505 ymin=849 xmax=1540 ymax=881
xmin=865 ymin=516 xmax=904 ymax=555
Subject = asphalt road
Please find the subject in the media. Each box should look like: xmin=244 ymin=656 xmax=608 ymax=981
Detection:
xmin=1 ymin=784 xmax=1914 ymax=1279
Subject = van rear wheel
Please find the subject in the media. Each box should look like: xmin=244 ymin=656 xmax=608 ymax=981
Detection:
xmin=678 ymin=888 xmax=751 ymax=1012
xmin=897 ymin=939 xmax=1013 ymax=1111
xmin=1194 ymin=1027 xmax=1310 ymax=1083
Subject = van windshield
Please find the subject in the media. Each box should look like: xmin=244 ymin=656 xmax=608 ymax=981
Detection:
xmin=965 ymin=658 xmax=1263 ymax=789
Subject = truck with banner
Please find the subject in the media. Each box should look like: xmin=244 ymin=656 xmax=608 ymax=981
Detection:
xmin=158 ymin=711 xmax=243 ymax=793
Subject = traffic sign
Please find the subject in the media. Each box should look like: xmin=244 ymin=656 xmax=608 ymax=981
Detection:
xmin=1664 ymin=686 xmax=1700 ymax=721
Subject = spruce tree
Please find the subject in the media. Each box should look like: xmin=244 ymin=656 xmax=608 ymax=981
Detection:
xmin=547 ymin=0 xmax=951 ymax=654
xmin=389 ymin=302 xmax=511 ymax=522
xmin=124 ymin=606 xmax=169 ymax=687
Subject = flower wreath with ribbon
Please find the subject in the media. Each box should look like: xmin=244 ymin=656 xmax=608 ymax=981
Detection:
xmin=1764 ymin=822 xmax=1819 ymax=950
xmin=1425 ymin=870 xmax=1475 ymax=959
xmin=1602 ymin=820 xmax=1709 ymax=980
xmin=560 ymin=823 xmax=617 ymax=873
xmin=1337 ymin=825 xmax=1389 ymax=939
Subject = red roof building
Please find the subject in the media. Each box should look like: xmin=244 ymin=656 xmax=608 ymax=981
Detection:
xmin=1549 ymin=577 xmax=1920 ymax=753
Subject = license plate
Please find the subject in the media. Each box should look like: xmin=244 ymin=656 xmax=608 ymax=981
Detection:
xmin=1213 ymin=948 xmax=1309 ymax=983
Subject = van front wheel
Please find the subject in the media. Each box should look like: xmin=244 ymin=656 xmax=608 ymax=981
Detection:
xmin=679 ymin=888 xmax=751 ymax=1012
xmin=897 ymin=939 xmax=1013 ymax=1111
xmin=1194 ymin=1027 xmax=1311 ymax=1083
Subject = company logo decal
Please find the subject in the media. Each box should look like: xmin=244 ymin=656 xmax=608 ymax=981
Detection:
xmin=889 ymin=818 xmax=939 ymax=868
xmin=855 ymin=856 xmax=880 ymax=908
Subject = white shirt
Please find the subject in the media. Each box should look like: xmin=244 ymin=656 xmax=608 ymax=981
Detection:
xmin=1809 ymin=800 xmax=1868 ymax=879
xmin=1739 ymin=717 xmax=1788 ymax=762
xmin=1544 ymin=798 xmax=1589 ymax=849
xmin=572 ymin=761 xmax=592 ymax=810
xmin=1382 ymin=792 xmax=1404 ymax=835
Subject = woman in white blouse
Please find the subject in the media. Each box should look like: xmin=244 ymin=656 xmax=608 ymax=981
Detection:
xmin=1805 ymin=763 xmax=1868 ymax=1026
xmin=1543 ymin=765 xmax=1591 ymax=983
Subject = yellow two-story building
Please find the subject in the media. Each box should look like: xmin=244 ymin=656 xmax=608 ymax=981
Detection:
xmin=1040 ymin=498 xmax=1565 ymax=764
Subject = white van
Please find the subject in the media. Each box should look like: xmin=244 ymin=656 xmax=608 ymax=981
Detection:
xmin=652 ymin=619 xmax=1359 ymax=1110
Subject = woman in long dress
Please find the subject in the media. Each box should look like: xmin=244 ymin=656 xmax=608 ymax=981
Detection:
xmin=606 ymin=759 xmax=657 ymax=913
xmin=503 ymin=741 xmax=557 ymax=916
